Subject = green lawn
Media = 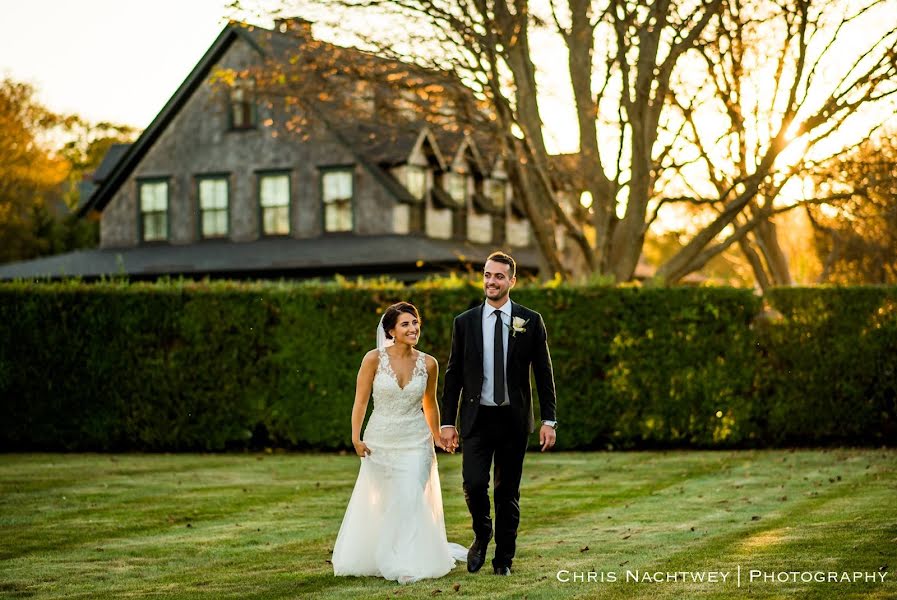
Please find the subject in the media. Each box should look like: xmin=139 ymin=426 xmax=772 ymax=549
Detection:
xmin=1 ymin=449 xmax=895 ymax=599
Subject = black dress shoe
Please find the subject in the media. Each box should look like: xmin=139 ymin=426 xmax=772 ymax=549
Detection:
xmin=467 ymin=537 xmax=490 ymax=573
xmin=493 ymin=566 xmax=511 ymax=576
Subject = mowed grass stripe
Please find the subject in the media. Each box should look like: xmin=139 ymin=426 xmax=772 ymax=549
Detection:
xmin=0 ymin=450 xmax=894 ymax=599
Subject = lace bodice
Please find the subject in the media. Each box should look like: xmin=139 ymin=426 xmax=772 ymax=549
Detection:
xmin=363 ymin=349 xmax=431 ymax=447
xmin=371 ymin=349 xmax=428 ymax=416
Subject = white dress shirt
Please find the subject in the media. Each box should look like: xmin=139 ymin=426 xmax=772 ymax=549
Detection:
xmin=480 ymin=298 xmax=512 ymax=406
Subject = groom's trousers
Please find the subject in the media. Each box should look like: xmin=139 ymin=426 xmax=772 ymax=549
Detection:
xmin=462 ymin=405 xmax=529 ymax=569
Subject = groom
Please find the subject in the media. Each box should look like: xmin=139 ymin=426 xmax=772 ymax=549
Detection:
xmin=440 ymin=251 xmax=557 ymax=576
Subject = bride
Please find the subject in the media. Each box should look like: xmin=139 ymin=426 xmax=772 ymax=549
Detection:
xmin=332 ymin=302 xmax=467 ymax=584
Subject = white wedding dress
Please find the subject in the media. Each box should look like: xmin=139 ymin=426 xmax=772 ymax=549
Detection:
xmin=332 ymin=348 xmax=467 ymax=584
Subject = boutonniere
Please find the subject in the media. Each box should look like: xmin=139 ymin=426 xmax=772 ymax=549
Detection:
xmin=509 ymin=316 xmax=529 ymax=337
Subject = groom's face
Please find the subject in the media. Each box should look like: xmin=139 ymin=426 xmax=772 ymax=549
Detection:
xmin=483 ymin=260 xmax=516 ymax=302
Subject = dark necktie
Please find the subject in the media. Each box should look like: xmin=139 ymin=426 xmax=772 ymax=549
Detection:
xmin=493 ymin=309 xmax=506 ymax=406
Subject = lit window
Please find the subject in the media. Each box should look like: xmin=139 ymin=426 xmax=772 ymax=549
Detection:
xmin=405 ymin=166 xmax=427 ymax=200
xmin=139 ymin=181 xmax=168 ymax=242
xmin=485 ymin=178 xmax=507 ymax=209
xmin=322 ymin=169 xmax=353 ymax=232
xmin=445 ymin=172 xmax=467 ymax=205
xmin=259 ymin=173 xmax=290 ymax=235
xmin=199 ymin=177 xmax=228 ymax=238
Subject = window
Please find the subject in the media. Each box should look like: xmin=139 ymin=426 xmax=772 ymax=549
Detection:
xmin=485 ymin=178 xmax=507 ymax=210
xmin=230 ymin=80 xmax=257 ymax=129
xmin=198 ymin=177 xmax=229 ymax=238
xmin=322 ymin=169 xmax=353 ymax=232
xmin=445 ymin=172 xmax=467 ymax=205
xmin=139 ymin=180 xmax=168 ymax=242
xmin=259 ymin=173 xmax=290 ymax=235
xmin=405 ymin=165 xmax=427 ymax=200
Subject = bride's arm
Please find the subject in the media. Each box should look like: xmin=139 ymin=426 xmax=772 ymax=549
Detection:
xmin=351 ymin=350 xmax=378 ymax=457
xmin=422 ymin=355 xmax=444 ymax=450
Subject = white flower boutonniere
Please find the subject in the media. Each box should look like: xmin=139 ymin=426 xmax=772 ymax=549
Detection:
xmin=510 ymin=316 xmax=529 ymax=337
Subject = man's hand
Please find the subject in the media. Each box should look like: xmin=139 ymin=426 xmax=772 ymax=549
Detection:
xmin=539 ymin=424 xmax=556 ymax=452
xmin=440 ymin=427 xmax=459 ymax=454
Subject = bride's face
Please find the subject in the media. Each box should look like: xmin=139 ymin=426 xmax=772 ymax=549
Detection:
xmin=390 ymin=312 xmax=420 ymax=346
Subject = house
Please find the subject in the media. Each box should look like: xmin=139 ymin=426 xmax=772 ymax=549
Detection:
xmin=0 ymin=18 xmax=542 ymax=282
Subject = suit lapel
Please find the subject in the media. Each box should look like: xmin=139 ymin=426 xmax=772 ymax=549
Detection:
xmin=506 ymin=300 xmax=518 ymax=365
xmin=473 ymin=301 xmax=484 ymax=359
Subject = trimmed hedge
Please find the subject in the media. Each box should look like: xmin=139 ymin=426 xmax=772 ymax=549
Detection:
xmin=1 ymin=280 xmax=894 ymax=450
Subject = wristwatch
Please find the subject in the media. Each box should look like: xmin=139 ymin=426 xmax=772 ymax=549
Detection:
xmin=542 ymin=420 xmax=557 ymax=429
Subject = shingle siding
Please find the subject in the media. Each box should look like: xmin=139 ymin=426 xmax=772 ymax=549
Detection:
xmin=100 ymin=36 xmax=397 ymax=249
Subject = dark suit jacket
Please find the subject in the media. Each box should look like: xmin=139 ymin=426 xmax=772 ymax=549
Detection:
xmin=440 ymin=300 xmax=557 ymax=437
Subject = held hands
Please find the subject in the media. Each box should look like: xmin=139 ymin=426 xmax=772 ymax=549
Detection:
xmin=352 ymin=439 xmax=372 ymax=458
xmin=439 ymin=427 xmax=459 ymax=454
xmin=539 ymin=424 xmax=557 ymax=452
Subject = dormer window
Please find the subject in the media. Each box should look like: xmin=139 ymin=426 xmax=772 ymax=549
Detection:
xmin=444 ymin=172 xmax=467 ymax=205
xmin=485 ymin=178 xmax=507 ymax=210
xmin=405 ymin=165 xmax=427 ymax=200
xmin=229 ymin=79 xmax=257 ymax=130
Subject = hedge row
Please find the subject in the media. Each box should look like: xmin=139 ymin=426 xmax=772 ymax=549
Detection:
xmin=1 ymin=280 xmax=894 ymax=450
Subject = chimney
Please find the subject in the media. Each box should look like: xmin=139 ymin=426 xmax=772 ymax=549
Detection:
xmin=274 ymin=17 xmax=313 ymax=38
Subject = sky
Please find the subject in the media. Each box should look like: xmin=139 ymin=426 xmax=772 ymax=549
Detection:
xmin=2 ymin=0 xmax=894 ymax=161
xmin=0 ymin=0 xmax=233 ymax=128
xmin=0 ymin=0 xmax=584 ymax=152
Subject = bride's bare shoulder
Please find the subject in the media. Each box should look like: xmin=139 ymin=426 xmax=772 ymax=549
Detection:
xmin=421 ymin=352 xmax=439 ymax=371
xmin=361 ymin=349 xmax=381 ymax=367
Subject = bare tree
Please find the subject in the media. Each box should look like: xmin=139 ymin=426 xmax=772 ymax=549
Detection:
xmin=236 ymin=0 xmax=897 ymax=284
xmin=656 ymin=0 xmax=897 ymax=286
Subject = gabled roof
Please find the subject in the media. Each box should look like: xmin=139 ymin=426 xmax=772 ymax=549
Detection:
xmin=77 ymin=24 xmax=262 ymax=217
xmin=76 ymin=21 xmax=476 ymax=218
xmin=93 ymin=143 xmax=132 ymax=182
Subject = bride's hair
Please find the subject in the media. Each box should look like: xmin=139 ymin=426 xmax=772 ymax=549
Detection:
xmin=382 ymin=302 xmax=421 ymax=340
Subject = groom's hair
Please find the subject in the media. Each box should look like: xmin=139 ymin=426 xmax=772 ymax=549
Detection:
xmin=382 ymin=302 xmax=421 ymax=340
xmin=485 ymin=251 xmax=516 ymax=278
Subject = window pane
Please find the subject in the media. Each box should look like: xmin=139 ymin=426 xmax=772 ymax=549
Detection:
xmin=143 ymin=212 xmax=167 ymax=241
xmin=200 ymin=178 xmax=228 ymax=209
xmin=140 ymin=182 xmax=167 ymax=212
xmin=323 ymin=170 xmax=353 ymax=203
xmin=202 ymin=209 xmax=227 ymax=237
xmin=260 ymin=174 xmax=289 ymax=207
xmin=215 ymin=211 xmax=228 ymax=235
xmin=406 ymin=167 xmax=426 ymax=200
xmin=326 ymin=203 xmax=352 ymax=232
xmin=486 ymin=179 xmax=506 ymax=208
xmin=447 ymin=173 xmax=466 ymax=204
xmin=263 ymin=206 xmax=289 ymax=235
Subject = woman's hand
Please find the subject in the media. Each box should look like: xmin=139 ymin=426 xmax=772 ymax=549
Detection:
xmin=353 ymin=439 xmax=372 ymax=458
